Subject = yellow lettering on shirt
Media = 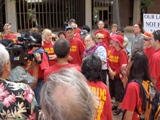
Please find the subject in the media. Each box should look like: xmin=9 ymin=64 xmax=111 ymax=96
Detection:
xmin=89 ymin=86 xmax=107 ymax=120
xmin=44 ymin=48 xmax=54 ymax=54
xmin=109 ymin=55 xmax=119 ymax=63
xmin=70 ymin=46 xmax=77 ymax=52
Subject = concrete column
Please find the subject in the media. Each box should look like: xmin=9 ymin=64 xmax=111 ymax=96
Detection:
xmin=5 ymin=0 xmax=17 ymax=32
xmin=85 ymin=0 xmax=92 ymax=30
xmin=133 ymin=0 xmax=141 ymax=24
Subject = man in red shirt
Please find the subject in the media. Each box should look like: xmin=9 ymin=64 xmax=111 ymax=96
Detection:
xmin=44 ymin=38 xmax=81 ymax=81
xmin=149 ymin=30 xmax=160 ymax=91
xmin=95 ymin=21 xmax=110 ymax=48
xmin=65 ymin=26 xmax=85 ymax=66
xmin=142 ymin=32 xmax=155 ymax=63
xmin=71 ymin=23 xmax=80 ymax=39
xmin=3 ymin=23 xmax=17 ymax=42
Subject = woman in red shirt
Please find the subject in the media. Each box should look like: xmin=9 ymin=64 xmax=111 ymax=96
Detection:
xmin=121 ymin=51 xmax=151 ymax=120
xmin=82 ymin=54 xmax=112 ymax=120
xmin=108 ymin=35 xmax=128 ymax=115
xmin=42 ymin=29 xmax=57 ymax=66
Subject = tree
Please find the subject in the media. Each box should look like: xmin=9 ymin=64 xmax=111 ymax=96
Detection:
xmin=113 ymin=0 xmax=121 ymax=28
xmin=141 ymin=0 xmax=154 ymax=22
xmin=141 ymin=0 xmax=154 ymax=13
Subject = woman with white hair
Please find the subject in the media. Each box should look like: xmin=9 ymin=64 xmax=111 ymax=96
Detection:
xmin=0 ymin=44 xmax=41 ymax=119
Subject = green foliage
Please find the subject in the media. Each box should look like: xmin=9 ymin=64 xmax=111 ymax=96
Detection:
xmin=141 ymin=0 xmax=154 ymax=13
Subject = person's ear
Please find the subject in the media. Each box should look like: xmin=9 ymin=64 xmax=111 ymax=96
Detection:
xmin=4 ymin=61 xmax=11 ymax=72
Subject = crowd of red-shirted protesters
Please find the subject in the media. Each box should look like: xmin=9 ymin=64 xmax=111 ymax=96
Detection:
xmin=0 ymin=19 xmax=160 ymax=120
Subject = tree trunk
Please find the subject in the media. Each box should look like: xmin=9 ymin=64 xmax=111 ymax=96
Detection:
xmin=113 ymin=0 xmax=121 ymax=28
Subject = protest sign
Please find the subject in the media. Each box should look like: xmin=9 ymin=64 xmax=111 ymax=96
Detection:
xmin=143 ymin=14 xmax=160 ymax=32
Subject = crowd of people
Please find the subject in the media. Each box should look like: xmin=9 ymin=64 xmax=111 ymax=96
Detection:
xmin=0 ymin=18 xmax=159 ymax=120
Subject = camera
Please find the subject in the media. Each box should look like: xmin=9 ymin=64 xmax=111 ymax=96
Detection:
xmin=0 ymin=34 xmax=42 ymax=67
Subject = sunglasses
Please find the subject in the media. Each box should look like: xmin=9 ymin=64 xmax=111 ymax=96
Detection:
xmin=97 ymin=38 xmax=103 ymax=39
xmin=144 ymin=37 xmax=150 ymax=41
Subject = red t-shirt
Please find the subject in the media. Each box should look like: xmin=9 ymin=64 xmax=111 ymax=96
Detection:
xmin=149 ymin=48 xmax=160 ymax=91
xmin=87 ymin=81 xmax=112 ymax=120
xmin=76 ymin=28 xmax=81 ymax=34
xmin=95 ymin=29 xmax=110 ymax=48
xmin=74 ymin=33 xmax=80 ymax=39
xmin=143 ymin=47 xmax=155 ymax=64
xmin=121 ymin=82 xmax=143 ymax=120
xmin=68 ymin=38 xmax=85 ymax=66
xmin=108 ymin=48 xmax=128 ymax=75
xmin=44 ymin=63 xmax=81 ymax=81
xmin=3 ymin=34 xmax=17 ymax=43
xmin=28 ymin=50 xmax=49 ymax=79
xmin=42 ymin=41 xmax=56 ymax=66
xmin=107 ymin=46 xmax=114 ymax=57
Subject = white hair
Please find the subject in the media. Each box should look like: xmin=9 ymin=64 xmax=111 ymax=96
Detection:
xmin=40 ymin=68 xmax=96 ymax=120
xmin=42 ymin=29 xmax=52 ymax=40
xmin=0 ymin=44 xmax=10 ymax=76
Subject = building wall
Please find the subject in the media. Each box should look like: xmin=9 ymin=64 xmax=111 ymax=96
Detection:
xmin=119 ymin=0 xmax=133 ymax=27
xmin=147 ymin=0 xmax=160 ymax=13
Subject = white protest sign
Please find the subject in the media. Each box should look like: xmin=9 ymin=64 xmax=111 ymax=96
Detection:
xmin=143 ymin=14 xmax=160 ymax=32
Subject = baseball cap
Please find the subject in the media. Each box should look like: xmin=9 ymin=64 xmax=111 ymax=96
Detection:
xmin=142 ymin=32 xmax=152 ymax=38
xmin=110 ymin=35 xmax=124 ymax=48
xmin=65 ymin=26 xmax=74 ymax=31
xmin=142 ymin=32 xmax=153 ymax=41
xmin=80 ymin=30 xmax=88 ymax=38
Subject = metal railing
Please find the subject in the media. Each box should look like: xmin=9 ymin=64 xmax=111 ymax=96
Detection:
xmin=16 ymin=0 xmax=85 ymax=32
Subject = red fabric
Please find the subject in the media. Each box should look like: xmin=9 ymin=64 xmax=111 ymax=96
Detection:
xmin=44 ymin=63 xmax=81 ymax=81
xmin=68 ymin=38 xmax=85 ymax=66
xmin=74 ymin=33 xmax=80 ymax=39
xmin=149 ymin=48 xmax=160 ymax=91
xmin=3 ymin=34 xmax=16 ymax=40
xmin=28 ymin=50 xmax=49 ymax=79
xmin=87 ymin=81 xmax=112 ymax=120
xmin=76 ymin=28 xmax=81 ymax=34
xmin=108 ymin=48 xmax=128 ymax=75
xmin=107 ymin=46 xmax=114 ymax=57
xmin=95 ymin=29 xmax=110 ymax=48
xmin=121 ymin=82 xmax=143 ymax=120
xmin=143 ymin=47 xmax=155 ymax=64
xmin=3 ymin=34 xmax=17 ymax=43
xmin=42 ymin=41 xmax=56 ymax=66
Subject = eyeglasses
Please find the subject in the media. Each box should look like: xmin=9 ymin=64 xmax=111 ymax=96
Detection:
xmin=97 ymin=38 xmax=103 ymax=39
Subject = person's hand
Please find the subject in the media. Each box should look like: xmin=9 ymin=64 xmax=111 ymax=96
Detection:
xmin=34 ymin=53 xmax=41 ymax=62
xmin=120 ymin=64 xmax=128 ymax=88
xmin=109 ymin=71 xmax=116 ymax=80
xmin=49 ymin=54 xmax=57 ymax=60
xmin=68 ymin=55 xmax=73 ymax=61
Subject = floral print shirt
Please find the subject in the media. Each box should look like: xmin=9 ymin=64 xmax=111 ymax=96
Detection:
xmin=0 ymin=79 xmax=41 ymax=120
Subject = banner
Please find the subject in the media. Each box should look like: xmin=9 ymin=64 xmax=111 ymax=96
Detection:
xmin=143 ymin=14 xmax=160 ymax=32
